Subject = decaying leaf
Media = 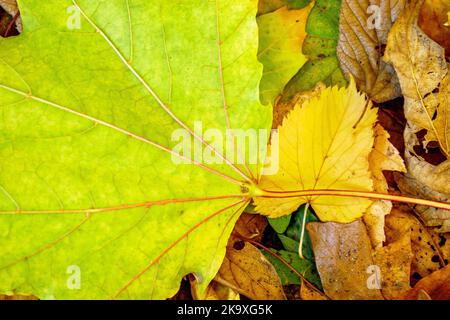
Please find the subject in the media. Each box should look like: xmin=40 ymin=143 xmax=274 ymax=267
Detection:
xmin=385 ymin=0 xmax=448 ymax=155
xmin=299 ymin=280 xmax=328 ymax=300
xmin=395 ymin=172 xmax=450 ymax=232
xmin=337 ymin=0 xmax=405 ymax=102
xmin=232 ymin=212 xmax=267 ymax=242
xmin=418 ymin=0 xmax=450 ymax=56
xmin=307 ymin=220 xmax=384 ymax=300
xmin=365 ymin=124 xmax=406 ymax=248
xmin=255 ymin=81 xmax=377 ymax=223
xmin=373 ymin=211 xmax=412 ymax=299
xmin=385 ymin=0 xmax=450 ymax=231
xmin=385 ymin=207 xmax=445 ymax=282
xmin=216 ymin=239 xmax=286 ymax=300
xmin=404 ymin=264 xmax=450 ymax=300
xmin=258 ymin=3 xmax=313 ymax=104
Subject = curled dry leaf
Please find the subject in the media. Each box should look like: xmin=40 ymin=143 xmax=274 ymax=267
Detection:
xmin=255 ymin=81 xmax=378 ymax=223
xmin=365 ymin=124 xmax=406 ymax=248
xmin=337 ymin=0 xmax=406 ymax=102
xmin=307 ymin=220 xmax=384 ymax=300
xmin=216 ymin=238 xmax=286 ymax=300
xmin=404 ymin=264 xmax=450 ymax=300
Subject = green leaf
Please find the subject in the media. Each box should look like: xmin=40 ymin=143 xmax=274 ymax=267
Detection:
xmin=268 ymin=214 xmax=291 ymax=234
xmin=284 ymin=205 xmax=317 ymax=260
xmin=278 ymin=234 xmax=298 ymax=252
xmin=262 ymin=249 xmax=322 ymax=288
xmin=0 ymin=0 xmax=271 ymax=299
xmin=282 ymin=0 xmax=346 ymax=101
xmin=258 ymin=0 xmax=311 ymax=15
xmin=257 ymin=3 xmax=312 ymax=105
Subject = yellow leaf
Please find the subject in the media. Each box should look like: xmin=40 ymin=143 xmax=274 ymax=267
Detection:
xmin=254 ymin=81 xmax=378 ymax=223
xmin=258 ymin=3 xmax=313 ymax=104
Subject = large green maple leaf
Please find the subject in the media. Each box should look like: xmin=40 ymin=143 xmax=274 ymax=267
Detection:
xmin=0 ymin=0 xmax=271 ymax=299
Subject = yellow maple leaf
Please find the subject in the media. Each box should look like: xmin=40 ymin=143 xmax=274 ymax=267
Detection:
xmin=254 ymin=81 xmax=378 ymax=223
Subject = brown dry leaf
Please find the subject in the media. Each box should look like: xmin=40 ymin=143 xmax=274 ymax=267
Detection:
xmin=190 ymin=277 xmax=240 ymax=300
xmin=216 ymin=238 xmax=286 ymax=300
xmin=395 ymin=172 xmax=450 ymax=233
xmin=232 ymin=212 xmax=267 ymax=242
xmin=373 ymin=210 xmax=412 ymax=299
xmin=364 ymin=124 xmax=406 ymax=248
xmin=385 ymin=0 xmax=447 ymax=127
xmin=385 ymin=0 xmax=450 ymax=231
xmin=418 ymin=0 xmax=450 ymax=56
xmin=385 ymin=0 xmax=449 ymax=155
xmin=299 ymin=281 xmax=328 ymax=300
xmin=386 ymin=207 xmax=445 ymax=283
xmin=0 ymin=0 xmax=21 ymax=32
xmin=337 ymin=0 xmax=406 ymax=102
xmin=307 ymin=220 xmax=384 ymax=300
xmin=404 ymin=264 xmax=450 ymax=300
xmin=373 ymin=234 xmax=412 ymax=300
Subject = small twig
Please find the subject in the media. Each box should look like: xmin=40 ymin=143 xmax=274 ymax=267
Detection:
xmin=298 ymin=203 xmax=310 ymax=259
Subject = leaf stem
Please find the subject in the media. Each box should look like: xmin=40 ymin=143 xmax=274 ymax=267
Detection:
xmin=255 ymin=188 xmax=450 ymax=211
xmin=298 ymin=203 xmax=309 ymax=260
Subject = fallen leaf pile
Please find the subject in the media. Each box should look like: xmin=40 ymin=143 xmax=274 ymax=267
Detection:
xmin=0 ymin=0 xmax=449 ymax=300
